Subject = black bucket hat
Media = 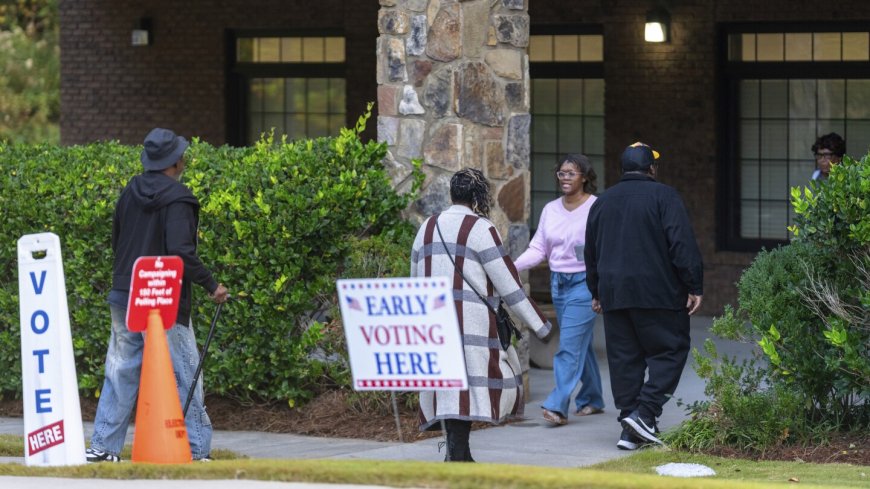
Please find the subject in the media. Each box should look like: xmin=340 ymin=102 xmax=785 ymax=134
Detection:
xmin=140 ymin=128 xmax=189 ymax=171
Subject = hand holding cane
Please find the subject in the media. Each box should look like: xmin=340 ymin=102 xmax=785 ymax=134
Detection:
xmin=183 ymin=299 xmax=225 ymax=417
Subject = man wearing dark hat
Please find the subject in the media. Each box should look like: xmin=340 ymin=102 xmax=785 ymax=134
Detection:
xmin=86 ymin=128 xmax=229 ymax=462
xmin=584 ymin=142 xmax=703 ymax=451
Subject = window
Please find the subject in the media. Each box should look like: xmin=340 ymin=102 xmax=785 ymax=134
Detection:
xmin=228 ymin=34 xmax=346 ymax=145
xmin=720 ymin=25 xmax=870 ymax=250
xmin=529 ymin=29 xmax=604 ymax=231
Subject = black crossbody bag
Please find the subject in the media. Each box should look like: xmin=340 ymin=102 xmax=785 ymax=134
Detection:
xmin=435 ymin=217 xmax=522 ymax=351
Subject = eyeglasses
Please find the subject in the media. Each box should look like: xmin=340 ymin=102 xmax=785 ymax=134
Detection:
xmin=814 ymin=152 xmax=839 ymax=161
xmin=556 ymin=171 xmax=581 ymax=179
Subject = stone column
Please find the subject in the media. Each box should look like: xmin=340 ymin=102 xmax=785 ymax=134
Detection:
xmin=376 ymin=0 xmax=532 ymax=397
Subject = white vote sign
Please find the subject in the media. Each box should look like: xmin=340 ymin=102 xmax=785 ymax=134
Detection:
xmin=18 ymin=233 xmax=86 ymax=466
xmin=337 ymin=277 xmax=467 ymax=391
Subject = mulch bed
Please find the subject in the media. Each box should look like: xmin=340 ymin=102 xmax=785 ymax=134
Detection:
xmin=0 ymin=390 xmax=436 ymax=443
xmin=703 ymin=432 xmax=869 ymax=465
xmin=1 ymin=393 xmax=867 ymax=464
xmin=203 ymin=391 xmax=439 ymax=442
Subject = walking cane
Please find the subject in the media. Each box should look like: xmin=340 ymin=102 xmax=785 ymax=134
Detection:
xmin=183 ymin=300 xmax=224 ymax=417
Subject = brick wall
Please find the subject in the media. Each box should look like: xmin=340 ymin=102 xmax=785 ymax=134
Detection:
xmin=59 ymin=0 xmax=377 ymax=146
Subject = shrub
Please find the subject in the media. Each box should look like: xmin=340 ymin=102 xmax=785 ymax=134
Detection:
xmin=0 ymin=1 xmax=60 ymax=143
xmin=0 ymin=141 xmax=134 ymax=394
xmin=674 ymin=151 xmax=869 ymax=452
xmin=340 ymin=223 xmax=417 ymax=281
xmin=714 ymin=243 xmax=844 ymax=413
xmin=790 ymin=154 xmax=870 ymax=250
xmin=315 ymin=225 xmax=421 ymax=414
xmin=665 ymin=340 xmax=810 ymax=454
xmin=789 ymin=153 xmax=869 ymax=423
xmin=0 ymin=108 xmax=422 ymax=406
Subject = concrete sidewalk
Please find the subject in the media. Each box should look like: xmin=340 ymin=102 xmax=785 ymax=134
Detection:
xmin=1 ymin=315 xmax=751 ymax=470
xmin=209 ymin=315 xmax=748 ymax=467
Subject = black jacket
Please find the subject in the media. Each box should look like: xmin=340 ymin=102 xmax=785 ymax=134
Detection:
xmin=584 ymin=173 xmax=703 ymax=312
xmin=109 ymin=172 xmax=218 ymax=325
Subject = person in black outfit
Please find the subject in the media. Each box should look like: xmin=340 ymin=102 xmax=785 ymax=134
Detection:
xmin=86 ymin=128 xmax=229 ymax=463
xmin=584 ymin=142 xmax=703 ymax=451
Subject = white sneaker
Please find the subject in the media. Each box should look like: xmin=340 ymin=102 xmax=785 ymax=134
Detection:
xmin=85 ymin=447 xmax=121 ymax=463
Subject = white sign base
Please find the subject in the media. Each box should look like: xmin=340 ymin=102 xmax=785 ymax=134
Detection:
xmin=337 ymin=277 xmax=467 ymax=391
xmin=18 ymin=233 xmax=86 ymax=466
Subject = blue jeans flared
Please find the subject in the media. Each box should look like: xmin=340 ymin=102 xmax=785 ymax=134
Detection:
xmin=89 ymin=304 xmax=212 ymax=459
xmin=541 ymin=272 xmax=605 ymax=417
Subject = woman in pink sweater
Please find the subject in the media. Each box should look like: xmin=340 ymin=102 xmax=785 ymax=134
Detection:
xmin=514 ymin=154 xmax=605 ymax=426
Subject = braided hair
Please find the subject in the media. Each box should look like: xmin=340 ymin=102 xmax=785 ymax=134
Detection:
xmin=450 ymin=168 xmax=492 ymax=218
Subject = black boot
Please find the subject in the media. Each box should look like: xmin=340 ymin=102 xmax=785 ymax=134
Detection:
xmin=444 ymin=419 xmax=475 ymax=462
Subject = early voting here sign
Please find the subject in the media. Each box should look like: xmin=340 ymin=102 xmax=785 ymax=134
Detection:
xmin=337 ymin=277 xmax=467 ymax=391
xmin=17 ymin=233 xmax=86 ymax=466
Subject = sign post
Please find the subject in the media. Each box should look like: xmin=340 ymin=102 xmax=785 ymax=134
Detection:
xmin=336 ymin=277 xmax=467 ymax=391
xmin=18 ymin=233 xmax=86 ymax=466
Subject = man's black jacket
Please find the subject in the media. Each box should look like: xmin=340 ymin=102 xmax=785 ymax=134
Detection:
xmin=584 ymin=173 xmax=703 ymax=312
xmin=108 ymin=171 xmax=218 ymax=325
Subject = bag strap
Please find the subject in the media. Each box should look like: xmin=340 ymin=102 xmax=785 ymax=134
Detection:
xmin=434 ymin=215 xmax=498 ymax=315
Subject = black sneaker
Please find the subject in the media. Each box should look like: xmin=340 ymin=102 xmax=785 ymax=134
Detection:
xmin=616 ymin=427 xmax=649 ymax=450
xmin=621 ymin=411 xmax=663 ymax=445
xmin=85 ymin=447 xmax=121 ymax=463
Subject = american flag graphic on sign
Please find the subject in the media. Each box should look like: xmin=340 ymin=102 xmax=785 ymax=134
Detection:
xmin=345 ymin=296 xmax=362 ymax=311
xmin=432 ymin=293 xmax=447 ymax=310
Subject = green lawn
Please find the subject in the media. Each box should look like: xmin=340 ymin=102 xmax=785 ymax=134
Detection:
xmin=0 ymin=435 xmax=866 ymax=488
xmin=0 ymin=435 xmax=20 ymax=456
xmin=590 ymin=447 xmax=868 ymax=488
xmin=0 ymin=434 xmax=239 ymax=460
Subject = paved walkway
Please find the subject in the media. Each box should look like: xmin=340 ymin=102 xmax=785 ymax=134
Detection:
xmin=0 ymin=315 xmax=753 ymax=487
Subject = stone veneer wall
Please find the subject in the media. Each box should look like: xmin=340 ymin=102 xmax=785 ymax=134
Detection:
xmin=375 ymin=0 xmax=533 ymax=392
xmin=375 ymin=0 xmax=531 ymax=260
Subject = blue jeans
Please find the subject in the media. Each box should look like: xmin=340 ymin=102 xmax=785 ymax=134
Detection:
xmin=542 ymin=272 xmax=605 ymax=417
xmin=90 ymin=304 xmax=212 ymax=459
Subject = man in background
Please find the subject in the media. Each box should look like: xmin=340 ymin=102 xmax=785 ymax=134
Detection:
xmin=86 ymin=128 xmax=228 ymax=462
xmin=584 ymin=142 xmax=703 ymax=451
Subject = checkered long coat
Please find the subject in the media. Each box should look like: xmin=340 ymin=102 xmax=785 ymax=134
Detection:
xmin=410 ymin=205 xmax=552 ymax=430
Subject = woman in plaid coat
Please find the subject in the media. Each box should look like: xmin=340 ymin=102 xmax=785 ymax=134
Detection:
xmin=410 ymin=168 xmax=553 ymax=462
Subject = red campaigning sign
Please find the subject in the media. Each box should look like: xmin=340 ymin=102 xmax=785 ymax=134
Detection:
xmin=126 ymin=256 xmax=184 ymax=332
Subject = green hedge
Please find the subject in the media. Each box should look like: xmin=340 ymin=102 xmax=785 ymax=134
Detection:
xmin=694 ymin=152 xmax=870 ymax=452
xmin=0 ymin=109 xmax=422 ymax=404
xmin=788 ymin=153 xmax=870 ymax=420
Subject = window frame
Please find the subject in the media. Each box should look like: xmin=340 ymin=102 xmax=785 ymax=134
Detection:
xmin=226 ymin=29 xmax=346 ymax=146
xmin=717 ymin=22 xmax=870 ymax=252
xmin=528 ymin=24 xmax=604 ymax=233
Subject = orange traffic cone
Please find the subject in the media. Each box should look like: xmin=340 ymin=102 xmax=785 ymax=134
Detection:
xmin=131 ymin=309 xmax=192 ymax=464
